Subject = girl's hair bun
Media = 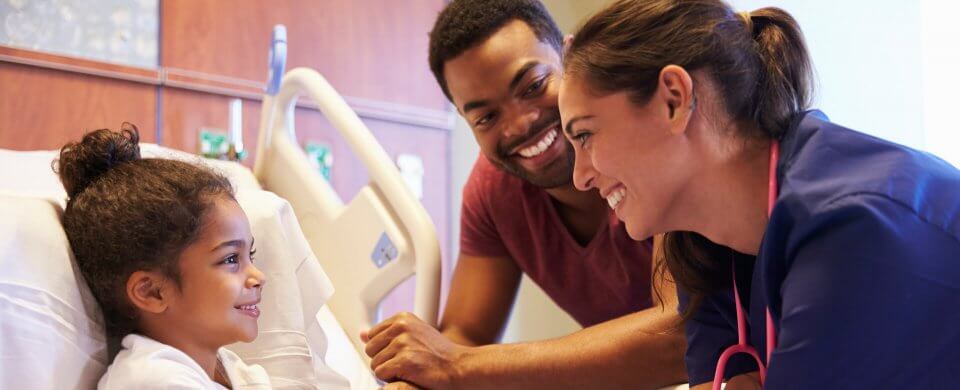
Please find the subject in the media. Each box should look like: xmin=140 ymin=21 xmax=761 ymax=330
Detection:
xmin=56 ymin=123 xmax=141 ymax=198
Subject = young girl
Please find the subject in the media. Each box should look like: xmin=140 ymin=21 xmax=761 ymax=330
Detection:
xmin=58 ymin=124 xmax=271 ymax=389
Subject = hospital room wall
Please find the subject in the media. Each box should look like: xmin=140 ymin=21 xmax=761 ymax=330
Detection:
xmin=728 ymin=0 xmax=925 ymax=149
xmin=0 ymin=60 xmax=158 ymax=148
xmin=452 ymin=0 xmax=960 ymax=343
xmin=0 ymin=0 xmax=455 ymax=315
xmin=727 ymin=0 xmax=960 ymax=167
xmin=158 ymin=0 xmax=449 ymax=112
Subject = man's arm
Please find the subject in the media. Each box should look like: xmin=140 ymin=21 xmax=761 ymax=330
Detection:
xmin=364 ymin=250 xmax=688 ymax=389
xmin=448 ymin=252 xmax=687 ymax=390
xmin=439 ymin=253 xmax=523 ymax=346
xmin=450 ymin=298 xmax=687 ymax=389
xmin=359 ymin=252 xmax=523 ymax=387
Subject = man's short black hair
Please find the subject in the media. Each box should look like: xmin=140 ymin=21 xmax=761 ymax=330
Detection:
xmin=429 ymin=0 xmax=563 ymax=101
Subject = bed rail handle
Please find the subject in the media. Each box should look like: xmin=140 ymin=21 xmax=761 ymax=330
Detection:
xmin=268 ymin=68 xmax=441 ymax=328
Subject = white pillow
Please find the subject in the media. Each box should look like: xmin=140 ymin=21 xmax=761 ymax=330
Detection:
xmin=0 ymin=195 xmax=108 ymax=389
xmin=139 ymin=144 xmax=262 ymax=192
xmin=0 ymin=144 xmax=262 ymax=204
xmin=227 ymin=190 xmax=348 ymax=389
xmin=0 ymin=149 xmax=67 ymax=201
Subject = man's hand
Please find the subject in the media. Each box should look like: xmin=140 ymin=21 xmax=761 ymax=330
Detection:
xmin=362 ymin=312 xmax=468 ymax=389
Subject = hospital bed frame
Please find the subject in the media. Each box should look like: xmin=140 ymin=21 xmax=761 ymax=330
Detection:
xmin=251 ymin=26 xmax=441 ymax=362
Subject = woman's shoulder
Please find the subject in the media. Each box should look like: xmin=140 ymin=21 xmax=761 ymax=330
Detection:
xmin=778 ymin=111 xmax=960 ymax=238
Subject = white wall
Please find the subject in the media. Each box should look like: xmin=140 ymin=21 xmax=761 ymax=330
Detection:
xmin=539 ymin=1 xmax=960 ymax=163
xmin=539 ymin=0 xmax=612 ymax=34
xmin=449 ymin=117 xmax=477 ymax=281
xmin=920 ymin=1 xmax=960 ymax=168
xmin=729 ymin=0 xmax=927 ymax=149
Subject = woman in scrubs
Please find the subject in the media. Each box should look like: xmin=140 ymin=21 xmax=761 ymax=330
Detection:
xmin=558 ymin=0 xmax=960 ymax=388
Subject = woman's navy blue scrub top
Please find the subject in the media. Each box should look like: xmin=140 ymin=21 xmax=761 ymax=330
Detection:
xmin=681 ymin=111 xmax=960 ymax=388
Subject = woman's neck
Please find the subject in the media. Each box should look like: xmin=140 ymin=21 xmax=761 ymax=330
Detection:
xmin=677 ymin=134 xmax=773 ymax=255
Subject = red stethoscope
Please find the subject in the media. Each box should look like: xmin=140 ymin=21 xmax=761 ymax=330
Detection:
xmin=711 ymin=140 xmax=780 ymax=390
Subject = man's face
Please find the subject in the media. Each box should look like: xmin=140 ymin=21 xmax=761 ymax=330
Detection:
xmin=444 ymin=20 xmax=572 ymax=188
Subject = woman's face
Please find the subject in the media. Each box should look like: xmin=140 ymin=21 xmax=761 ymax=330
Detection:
xmin=558 ymin=72 xmax=697 ymax=240
xmin=164 ymin=196 xmax=265 ymax=347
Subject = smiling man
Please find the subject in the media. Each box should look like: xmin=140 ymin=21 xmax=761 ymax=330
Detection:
xmin=362 ymin=1 xmax=687 ymax=388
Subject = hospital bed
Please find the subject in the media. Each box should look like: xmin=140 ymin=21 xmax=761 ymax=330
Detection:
xmin=0 ymin=26 xmax=440 ymax=389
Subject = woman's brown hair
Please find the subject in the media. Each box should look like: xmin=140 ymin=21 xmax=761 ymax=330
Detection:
xmin=564 ymin=0 xmax=814 ymax=316
xmin=57 ymin=124 xmax=234 ymax=337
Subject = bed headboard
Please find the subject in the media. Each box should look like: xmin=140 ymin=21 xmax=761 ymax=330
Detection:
xmin=253 ymin=63 xmax=441 ymax=363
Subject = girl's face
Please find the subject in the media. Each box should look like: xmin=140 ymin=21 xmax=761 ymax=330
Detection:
xmin=558 ymin=72 xmax=697 ymax=240
xmin=164 ymin=196 xmax=265 ymax=347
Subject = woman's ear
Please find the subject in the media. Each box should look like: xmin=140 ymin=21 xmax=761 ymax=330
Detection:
xmin=657 ymin=65 xmax=695 ymax=134
xmin=126 ymin=271 xmax=171 ymax=314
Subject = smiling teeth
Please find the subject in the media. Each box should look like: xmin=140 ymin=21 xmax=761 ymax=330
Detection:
xmin=518 ymin=128 xmax=558 ymax=158
xmin=237 ymin=305 xmax=258 ymax=310
xmin=606 ymin=188 xmax=626 ymax=209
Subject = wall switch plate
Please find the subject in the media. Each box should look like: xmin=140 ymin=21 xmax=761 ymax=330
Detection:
xmin=397 ymin=153 xmax=424 ymax=200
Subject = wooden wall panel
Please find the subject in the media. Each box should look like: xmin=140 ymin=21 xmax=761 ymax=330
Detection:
xmin=160 ymin=0 xmax=448 ymax=112
xmin=0 ymin=62 xmax=156 ymax=150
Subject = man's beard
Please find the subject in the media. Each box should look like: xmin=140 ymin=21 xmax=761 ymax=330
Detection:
xmin=489 ymin=109 xmax=575 ymax=189
xmin=489 ymin=144 xmax=574 ymax=188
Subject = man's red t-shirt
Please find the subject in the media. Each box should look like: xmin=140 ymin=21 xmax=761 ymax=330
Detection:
xmin=459 ymin=156 xmax=653 ymax=327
